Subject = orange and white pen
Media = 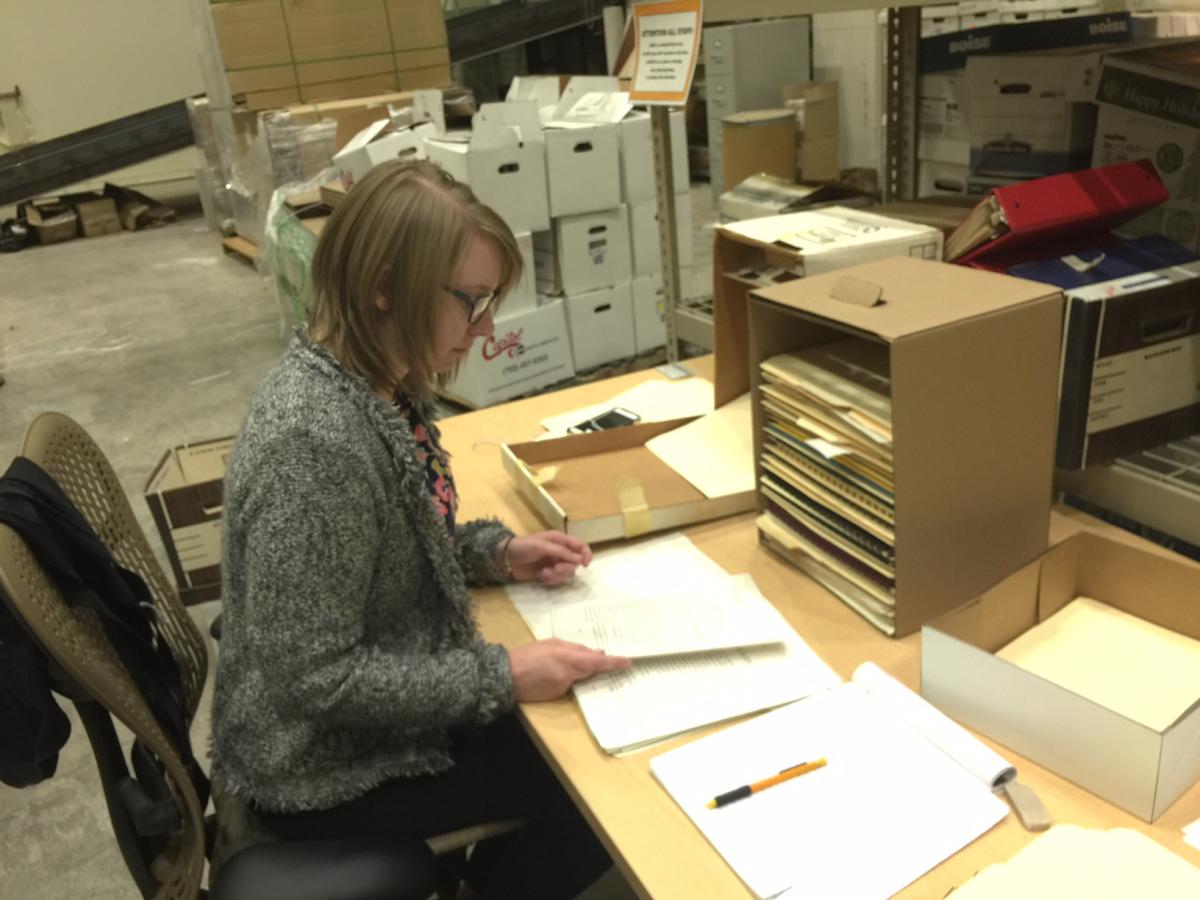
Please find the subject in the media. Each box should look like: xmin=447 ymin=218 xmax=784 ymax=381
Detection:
xmin=705 ymin=758 xmax=828 ymax=809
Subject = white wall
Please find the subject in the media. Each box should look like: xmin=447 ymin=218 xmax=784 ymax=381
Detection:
xmin=0 ymin=0 xmax=207 ymax=194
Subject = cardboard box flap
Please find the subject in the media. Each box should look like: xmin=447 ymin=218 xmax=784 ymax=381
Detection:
xmin=1073 ymin=532 xmax=1200 ymax=642
xmin=752 ymin=257 xmax=1061 ymax=342
xmin=339 ymin=118 xmax=390 ymax=154
xmin=473 ymin=100 xmax=544 ymax=147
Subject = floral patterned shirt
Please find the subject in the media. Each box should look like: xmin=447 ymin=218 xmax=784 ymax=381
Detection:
xmin=394 ymin=393 xmax=458 ymax=539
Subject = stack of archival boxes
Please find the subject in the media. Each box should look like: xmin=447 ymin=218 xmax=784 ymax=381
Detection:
xmin=915 ymin=8 xmax=1136 ymax=197
xmin=432 ymin=77 xmax=691 ymax=407
xmin=525 ymin=77 xmax=691 ymax=373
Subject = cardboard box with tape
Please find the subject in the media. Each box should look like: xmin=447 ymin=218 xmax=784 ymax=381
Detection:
xmin=144 ymin=437 xmax=234 ymax=604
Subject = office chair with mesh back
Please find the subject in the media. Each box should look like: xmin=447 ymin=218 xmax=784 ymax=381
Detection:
xmin=3 ymin=413 xmax=520 ymax=900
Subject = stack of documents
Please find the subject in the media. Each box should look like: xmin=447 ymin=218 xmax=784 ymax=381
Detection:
xmin=755 ymin=338 xmax=897 ymax=633
xmin=506 ymin=533 xmax=841 ymax=754
xmin=651 ymin=663 xmax=1011 ymax=899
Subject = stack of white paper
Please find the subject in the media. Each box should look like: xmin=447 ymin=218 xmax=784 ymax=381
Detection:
xmin=506 ymin=533 xmax=841 ymax=754
xmin=651 ymin=663 xmax=1011 ymax=899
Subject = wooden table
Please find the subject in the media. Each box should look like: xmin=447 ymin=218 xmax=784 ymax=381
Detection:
xmin=442 ymin=358 xmax=1200 ymax=899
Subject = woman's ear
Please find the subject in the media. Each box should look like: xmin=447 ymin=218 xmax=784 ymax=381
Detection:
xmin=374 ymin=292 xmax=390 ymax=312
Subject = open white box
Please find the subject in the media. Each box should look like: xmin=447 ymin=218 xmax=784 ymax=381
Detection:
xmin=922 ymin=531 xmax=1200 ymax=822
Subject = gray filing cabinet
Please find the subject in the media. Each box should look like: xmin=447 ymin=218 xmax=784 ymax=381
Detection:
xmin=704 ymin=17 xmax=812 ymax=197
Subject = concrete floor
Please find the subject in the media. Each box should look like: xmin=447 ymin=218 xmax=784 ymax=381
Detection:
xmin=0 ymin=187 xmax=718 ymax=898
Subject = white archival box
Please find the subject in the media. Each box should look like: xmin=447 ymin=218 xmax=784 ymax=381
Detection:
xmin=445 ymin=296 xmax=574 ymax=408
xmin=333 ymin=120 xmax=435 ymax=188
xmin=534 ymin=205 xmax=632 ymax=296
xmin=562 ymin=281 xmax=636 ymax=370
xmin=423 ymin=101 xmax=550 ymax=234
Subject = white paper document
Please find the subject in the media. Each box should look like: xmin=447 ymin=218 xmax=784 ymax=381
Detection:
xmin=550 ymin=589 xmax=786 ymax=658
xmin=948 ymin=825 xmax=1200 ymax=900
xmin=506 ymin=533 xmax=841 ymax=753
xmin=651 ymin=664 xmax=1009 ymax=899
xmin=645 ymin=393 xmax=755 ymax=498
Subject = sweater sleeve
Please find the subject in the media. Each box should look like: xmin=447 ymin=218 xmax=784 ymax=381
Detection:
xmin=453 ymin=517 xmax=513 ymax=586
xmin=235 ymin=432 xmax=513 ymax=732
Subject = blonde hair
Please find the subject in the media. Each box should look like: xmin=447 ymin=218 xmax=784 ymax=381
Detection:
xmin=308 ymin=159 xmax=523 ymax=397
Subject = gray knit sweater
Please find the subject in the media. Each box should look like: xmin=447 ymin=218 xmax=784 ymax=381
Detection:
xmin=210 ymin=333 xmax=515 ymax=813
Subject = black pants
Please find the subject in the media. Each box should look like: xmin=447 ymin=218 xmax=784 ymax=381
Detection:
xmin=255 ymin=715 xmax=612 ymax=900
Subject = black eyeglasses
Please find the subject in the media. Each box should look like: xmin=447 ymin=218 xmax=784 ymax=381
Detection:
xmin=444 ymin=286 xmax=499 ymax=324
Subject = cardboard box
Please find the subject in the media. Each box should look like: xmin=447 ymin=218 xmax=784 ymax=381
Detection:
xmin=144 ymin=437 xmax=234 ymax=604
xmin=919 ymin=160 xmax=972 ymax=196
xmin=721 ymin=109 xmax=796 ymax=193
xmin=629 ymin=195 xmax=693 ymax=278
xmin=1056 ymin=261 xmax=1200 ymax=470
xmin=747 ymin=257 xmax=1063 ymax=636
xmin=503 ymin=230 xmax=538 ymax=315
xmin=1093 ymin=43 xmax=1200 ymax=253
xmin=502 ymin=415 xmax=756 ymax=545
xmin=423 ymin=102 xmax=550 ymax=234
xmin=966 ymin=49 xmax=1100 ymax=176
xmin=209 ymin=0 xmax=450 ymax=109
xmin=544 ymin=124 xmax=622 ymax=217
xmin=922 ymin=5 xmax=962 ymax=37
xmin=618 ymin=110 xmax=689 ymax=205
xmin=443 ymin=297 xmax=575 ymax=408
xmin=632 ymin=272 xmax=693 ymax=354
xmin=562 ymin=282 xmax=636 ymax=370
xmin=918 ymin=11 xmax=1132 ymax=75
xmin=713 ymin=207 xmax=943 ymax=282
xmin=533 ymin=206 xmax=631 ymax=295
xmin=782 ymin=82 xmax=839 ymax=183
xmin=332 ymin=120 xmax=434 ymax=188
xmin=73 ymin=198 xmax=122 ymax=238
xmin=922 ymin=531 xmax=1200 ymax=822
xmin=22 ymin=200 xmax=78 ymax=244
xmin=919 ymin=72 xmax=970 ymax=165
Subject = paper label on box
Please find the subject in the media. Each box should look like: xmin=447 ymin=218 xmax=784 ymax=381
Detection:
xmin=171 ymin=520 xmax=222 ymax=571
xmin=588 ymin=238 xmax=609 ymax=265
xmin=1087 ymin=333 xmax=1200 ymax=434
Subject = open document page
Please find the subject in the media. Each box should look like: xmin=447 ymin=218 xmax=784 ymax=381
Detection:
xmin=506 ymin=534 xmax=840 ymax=753
xmin=651 ymin=663 xmax=1009 ymax=899
xmin=550 ymin=588 xmax=787 ymax=658
xmin=645 ymin=393 xmax=755 ymax=498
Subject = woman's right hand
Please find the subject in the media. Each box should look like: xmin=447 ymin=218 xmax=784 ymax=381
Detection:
xmin=509 ymin=639 xmax=632 ymax=702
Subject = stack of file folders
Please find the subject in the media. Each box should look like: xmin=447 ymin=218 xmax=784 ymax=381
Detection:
xmin=756 ymin=338 xmax=897 ymax=633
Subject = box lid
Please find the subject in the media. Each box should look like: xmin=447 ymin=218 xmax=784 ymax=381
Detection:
xmin=751 ymin=256 xmax=1058 ymax=342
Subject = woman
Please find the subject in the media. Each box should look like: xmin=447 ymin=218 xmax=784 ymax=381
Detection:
xmin=211 ymin=159 xmax=630 ymax=899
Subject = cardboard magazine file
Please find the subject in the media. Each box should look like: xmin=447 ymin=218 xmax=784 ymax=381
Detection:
xmin=144 ymin=437 xmax=235 ymax=605
xmin=922 ymin=531 xmax=1200 ymax=822
xmin=747 ymin=257 xmax=1063 ymax=637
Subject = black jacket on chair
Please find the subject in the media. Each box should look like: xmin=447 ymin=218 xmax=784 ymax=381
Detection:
xmin=0 ymin=456 xmax=199 ymax=793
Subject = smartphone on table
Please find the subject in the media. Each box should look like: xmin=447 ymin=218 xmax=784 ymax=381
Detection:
xmin=567 ymin=407 xmax=641 ymax=434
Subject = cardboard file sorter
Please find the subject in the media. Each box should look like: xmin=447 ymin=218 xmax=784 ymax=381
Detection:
xmin=922 ymin=531 xmax=1200 ymax=822
xmin=747 ymin=257 xmax=1064 ymax=637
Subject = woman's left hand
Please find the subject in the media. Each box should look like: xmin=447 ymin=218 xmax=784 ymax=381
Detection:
xmin=502 ymin=531 xmax=593 ymax=585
